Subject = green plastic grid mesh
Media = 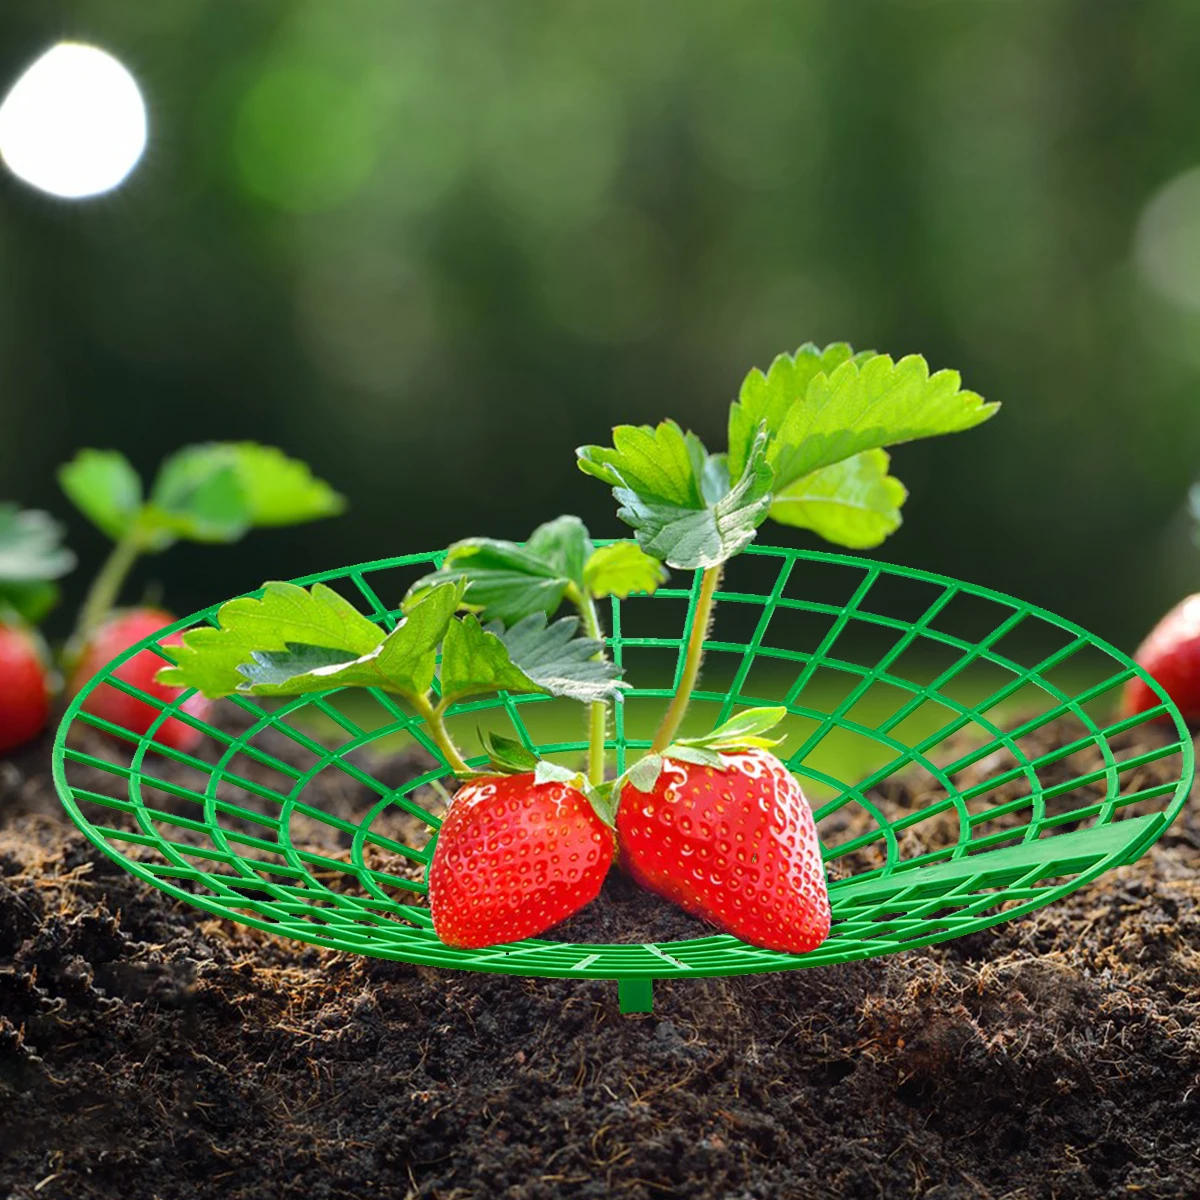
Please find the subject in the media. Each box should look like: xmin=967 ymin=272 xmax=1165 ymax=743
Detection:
xmin=52 ymin=545 xmax=1194 ymax=1014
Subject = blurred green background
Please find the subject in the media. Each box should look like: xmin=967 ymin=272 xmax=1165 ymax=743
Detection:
xmin=3 ymin=0 xmax=1200 ymax=653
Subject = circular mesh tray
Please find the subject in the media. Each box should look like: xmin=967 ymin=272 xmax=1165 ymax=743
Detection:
xmin=52 ymin=546 xmax=1193 ymax=1011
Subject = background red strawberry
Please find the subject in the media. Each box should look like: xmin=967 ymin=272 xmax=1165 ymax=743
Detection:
xmin=1122 ymin=593 xmax=1200 ymax=723
xmin=70 ymin=608 xmax=210 ymax=753
xmin=429 ymin=772 xmax=614 ymax=948
xmin=0 ymin=623 xmax=52 ymax=756
xmin=617 ymin=748 xmax=830 ymax=954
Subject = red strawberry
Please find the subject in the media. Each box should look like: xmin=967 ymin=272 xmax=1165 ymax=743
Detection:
xmin=0 ymin=623 xmax=52 ymax=756
xmin=616 ymin=748 xmax=830 ymax=953
xmin=429 ymin=772 xmax=614 ymax=948
xmin=70 ymin=608 xmax=210 ymax=753
xmin=1122 ymin=594 xmax=1200 ymax=723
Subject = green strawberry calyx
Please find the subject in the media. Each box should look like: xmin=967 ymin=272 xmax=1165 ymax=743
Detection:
xmin=619 ymin=706 xmax=788 ymax=796
xmin=477 ymin=728 xmax=616 ymax=827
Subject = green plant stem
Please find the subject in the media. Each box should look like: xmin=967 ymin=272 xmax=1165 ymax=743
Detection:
xmin=74 ymin=527 xmax=143 ymax=644
xmin=651 ymin=564 xmax=722 ymax=754
xmin=567 ymin=584 xmax=609 ymax=786
xmin=413 ymin=693 xmax=472 ymax=777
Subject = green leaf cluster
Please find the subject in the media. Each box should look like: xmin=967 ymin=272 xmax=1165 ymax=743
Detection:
xmin=577 ymin=422 xmax=773 ymax=571
xmin=157 ymin=579 xmax=625 ymax=708
xmin=0 ymin=503 xmax=76 ymax=623
xmin=407 ymin=515 xmax=666 ymax=626
xmin=59 ymin=442 xmax=345 ymax=553
xmin=578 ymin=343 xmax=999 ymax=567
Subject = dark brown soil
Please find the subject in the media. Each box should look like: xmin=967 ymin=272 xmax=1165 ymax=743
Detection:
xmin=3 ymin=715 xmax=1200 ymax=1200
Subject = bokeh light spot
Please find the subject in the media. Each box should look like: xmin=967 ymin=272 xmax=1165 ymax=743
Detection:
xmin=0 ymin=42 xmax=147 ymax=199
xmin=1135 ymin=167 xmax=1200 ymax=312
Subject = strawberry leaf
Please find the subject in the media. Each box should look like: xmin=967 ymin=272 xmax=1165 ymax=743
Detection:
xmin=407 ymin=515 xmax=592 ymax=626
xmin=577 ymin=421 xmax=773 ymax=571
xmin=769 ymin=448 xmax=908 ymax=549
xmin=58 ymin=450 xmax=143 ymax=542
xmin=728 ymin=343 xmax=875 ymax=481
xmin=145 ymin=442 xmax=344 ymax=549
xmin=235 ymin=584 xmax=460 ymax=699
xmin=237 ymin=644 xmax=359 ymax=687
xmin=525 ymin=514 xmax=592 ymax=587
xmin=735 ymin=349 xmax=999 ymax=492
xmin=244 ymin=582 xmax=459 ymax=700
xmin=582 ymin=541 xmax=667 ymax=598
xmin=156 ymin=580 xmax=392 ymax=697
xmin=439 ymin=614 xmax=545 ymax=704
xmin=494 ymin=612 xmax=627 ymax=703
xmin=147 ymin=450 xmax=247 ymax=544
xmin=0 ymin=504 xmax=76 ymax=582
xmin=225 ymin=443 xmax=346 ymax=527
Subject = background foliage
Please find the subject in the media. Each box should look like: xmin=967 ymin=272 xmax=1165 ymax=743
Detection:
xmin=3 ymin=0 xmax=1200 ymax=648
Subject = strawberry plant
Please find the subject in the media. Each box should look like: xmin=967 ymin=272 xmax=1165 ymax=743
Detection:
xmin=156 ymin=342 xmax=998 ymax=952
xmin=0 ymin=445 xmax=343 ymax=759
xmin=59 ymin=442 xmax=344 ymax=748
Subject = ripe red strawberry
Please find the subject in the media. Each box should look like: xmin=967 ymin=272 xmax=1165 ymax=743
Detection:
xmin=616 ymin=748 xmax=830 ymax=953
xmin=70 ymin=608 xmax=210 ymax=753
xmin=429 ymin=772 xmax=615 ymax=948
xmin=1122 ymin=594 xmax=1200 ymax=723
xmin=0 ymin=623 xmax=52 ymax=756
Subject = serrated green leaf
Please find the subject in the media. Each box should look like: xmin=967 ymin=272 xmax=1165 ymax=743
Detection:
xmin=0 ymin=504 xmax=76 ymax=583
xmin=495 ymin=613 xmax=627 ymax=703
xmin=155 ymin=580 xmax=388 ymax=697
xmin=440 ymin=614 xmax=544 ymax=705
xmin=407 ymin=516 xmax=592 ymax=626
xmin=58 ymin=450 xmax=143 ymax=542
xmin=233 ymin=583 xmax=461 ymax=699
xmin=582 ymin=541 xmax=667 ymax=598
xmin=226 ymin=443 xmax=346 ymax=526
xmin=751 ymin=352 xmax=999 ymax=491
xmin=769 ymin=448 xmax=908 ymax=549
xmin=578 ymin=420 xmax=707 ymax=507
xmin=237 ymin=643 xmax=359 ymax=687
xmin=729 ymin=343 xmax=874 ymax=480
xmin=577 ymin=422 xmax=773 ymax=571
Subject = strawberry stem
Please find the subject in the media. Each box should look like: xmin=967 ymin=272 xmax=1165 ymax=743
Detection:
xmin=566 ymin=583 xmax=610 ymax=787
xmin=73 ymin=525 xmax=143 ymax=646
xmin=412 ymin=692 xmax=472 ymax=778
xmin=651 ymin=564 xmax=722 ymax=754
